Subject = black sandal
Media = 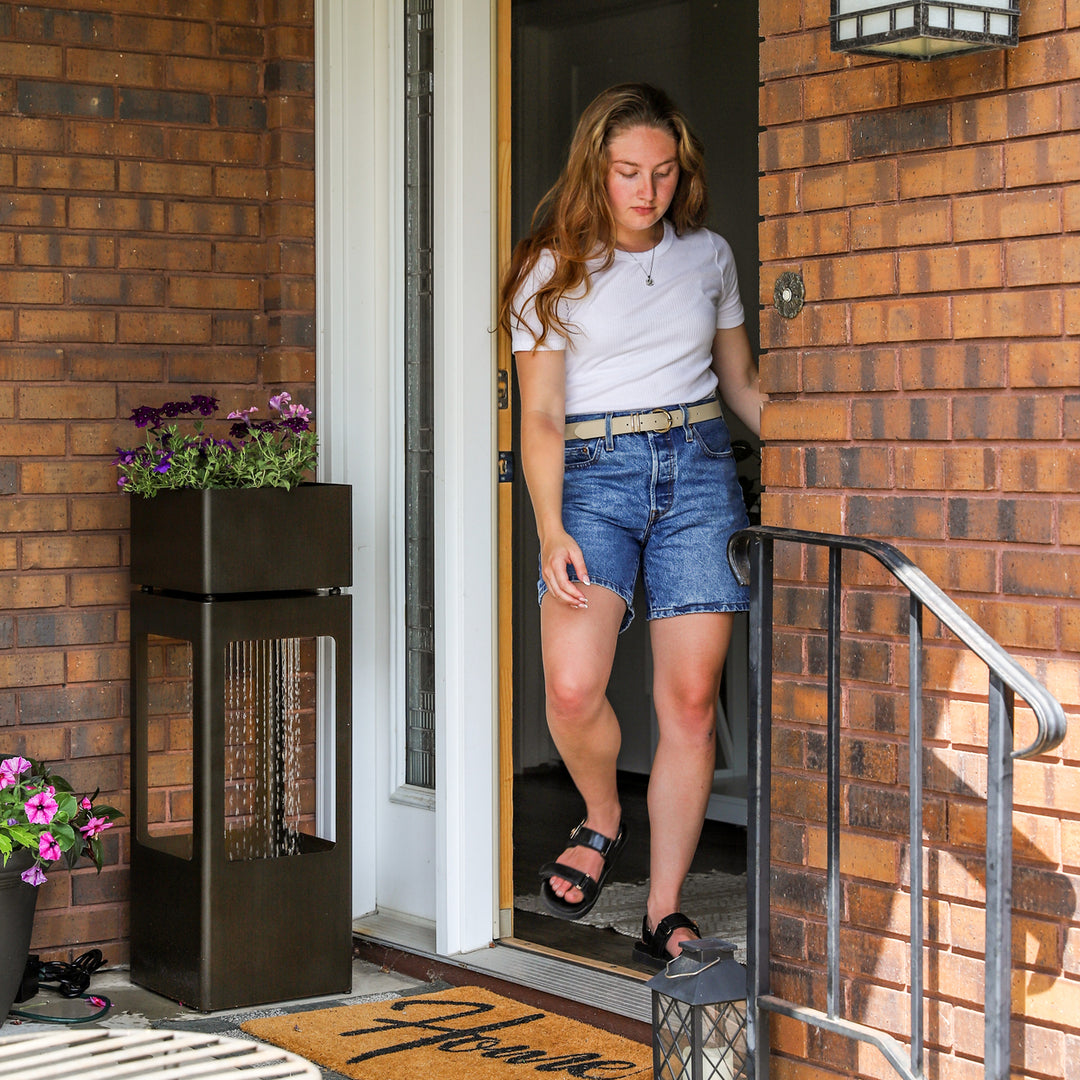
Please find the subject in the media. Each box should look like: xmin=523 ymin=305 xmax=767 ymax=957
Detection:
xmin=632 ymin=911 xmax=701 ymax=969
xmin=538 ymin=819 xmax=627 ymax=920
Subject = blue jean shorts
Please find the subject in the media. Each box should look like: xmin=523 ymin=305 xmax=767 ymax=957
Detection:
xmin=537 ymin=396 xmax=750 ymax=632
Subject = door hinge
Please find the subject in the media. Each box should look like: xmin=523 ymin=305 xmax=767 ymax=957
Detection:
xmin=497 ymin=368 xmax=509 ymax=410
xmin=498 ymin=451 xmax=514 ymax=483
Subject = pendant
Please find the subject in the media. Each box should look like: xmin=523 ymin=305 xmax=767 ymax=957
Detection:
xmin=645 ymin=277 xmax=654 ymax=286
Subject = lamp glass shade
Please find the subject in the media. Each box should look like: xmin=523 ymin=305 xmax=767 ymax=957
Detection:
xmin=831 ymin=0 xmax=1018 ymax=58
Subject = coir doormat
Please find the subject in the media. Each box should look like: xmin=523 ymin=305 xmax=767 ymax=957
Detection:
xmin=242 ymin=985 xmax=652 ymax=1080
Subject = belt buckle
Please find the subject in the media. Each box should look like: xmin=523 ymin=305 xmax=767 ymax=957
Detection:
xmin=650 ymin=407 xmax=673 ymax=434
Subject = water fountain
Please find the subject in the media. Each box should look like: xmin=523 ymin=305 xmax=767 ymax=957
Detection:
xmin=128 ymin=485 xmax=352 ymax=1011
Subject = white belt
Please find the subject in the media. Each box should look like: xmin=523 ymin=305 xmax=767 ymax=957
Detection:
xmin=564 ymin=398 xmax=723 ymax=441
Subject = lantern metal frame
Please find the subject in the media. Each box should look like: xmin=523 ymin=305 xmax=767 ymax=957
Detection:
xmin=830 ymin=1 xmax=1019 ymax=60
xmin=647 ymin=938 xmax=748 ymax=1080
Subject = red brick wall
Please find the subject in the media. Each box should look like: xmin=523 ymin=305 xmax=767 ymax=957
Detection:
xmin=758 ymin=2 xmax=1080 ymax=1077
xmin=0 ymin=0 xmax=314 ymax=968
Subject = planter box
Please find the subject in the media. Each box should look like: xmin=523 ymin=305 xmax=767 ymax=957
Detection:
xmin=0 ymin=849 xmax=38 ymax=1023
xmin=130 ymin=484 xmax=352 ymax=595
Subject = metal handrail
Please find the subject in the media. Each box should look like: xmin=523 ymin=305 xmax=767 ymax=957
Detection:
xmin=728 ymin=526 xmax=1068 ymax=1080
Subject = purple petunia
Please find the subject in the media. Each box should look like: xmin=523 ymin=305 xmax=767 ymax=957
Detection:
xmin=268 ymin=391 xmax=292 ymax=412
xmin=153 ymin=451 xmax=173 ymax=474
xmin=190 ymin=394 xmax=219 ymax=416
xmin=130 ymin=405 xmax=162 ymax=429
xmin=21 ymin=866 xmax=47 ymax=887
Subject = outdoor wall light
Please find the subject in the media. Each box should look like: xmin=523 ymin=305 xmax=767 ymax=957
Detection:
xmin=831 ymin=0 xmax=1018 ymax=59
xmin=648 ymin=938 xmax=748 ymax=1080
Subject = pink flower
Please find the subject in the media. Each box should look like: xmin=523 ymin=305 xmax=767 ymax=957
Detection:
xmin=268 ymin=392 xmax=291 ymax=412
xmin=286 ymin=403 xmax=312 ymax=422
xmin=227 ymin=407 xmax=258 ymax=420
xmin=80 ymin=797 xmax=93 ymax=811
xmin=87 ymin=996 xmax=107 ymax=1009
xmin=21 ymin=866 xmax=47 ymax=887
xmin=37 ymin=832 xmax=61 ymax=862
xmin=80 ymin=816 xmax=114 ymax=839
xmin=0 ymin=756 xmax=30 ymax=789
xmin=25 ymin=790 xmax=58 ymax=825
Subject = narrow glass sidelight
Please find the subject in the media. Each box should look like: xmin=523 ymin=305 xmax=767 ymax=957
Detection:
xmin=404 ymin=0 xmax=436 ymax=790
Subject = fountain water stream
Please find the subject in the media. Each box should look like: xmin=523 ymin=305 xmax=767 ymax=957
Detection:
xmin=224 ymin=638 xmax=305 ymax=861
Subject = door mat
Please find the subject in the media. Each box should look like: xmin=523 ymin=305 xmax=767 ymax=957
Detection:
xmin=242 ymin=985 xmax=652 ymax=1080
xmin=515 ymin=869 xmax=747 ymax=961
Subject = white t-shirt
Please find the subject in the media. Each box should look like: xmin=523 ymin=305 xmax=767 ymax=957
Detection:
xmin=510 ymin=220 xmax=745 ymax=413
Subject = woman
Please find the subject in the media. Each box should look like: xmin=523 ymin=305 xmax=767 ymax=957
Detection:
xmin=499 ymin=83 xmax=763 ymax=967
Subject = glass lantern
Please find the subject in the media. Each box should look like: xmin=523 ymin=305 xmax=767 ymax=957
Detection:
xmin=831 ymin=0 xmax=1019 ymax=59
xmin=648 ymin=938 xmax=748 ymax=1080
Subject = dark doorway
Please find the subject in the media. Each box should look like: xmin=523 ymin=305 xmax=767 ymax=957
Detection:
xmin=509 ymin=0 xmax=760 ymax=967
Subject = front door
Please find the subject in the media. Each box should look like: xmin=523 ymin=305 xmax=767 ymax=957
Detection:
xmin=500 ymin=0 xmax=761 ymax=959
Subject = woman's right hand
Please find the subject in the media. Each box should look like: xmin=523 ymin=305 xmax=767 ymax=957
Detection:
xmin=539 ymin=528 xmax=591 ymax=609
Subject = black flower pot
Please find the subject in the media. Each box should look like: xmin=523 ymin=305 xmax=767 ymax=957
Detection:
xmin=0 ymin=850 xmax=38 ymax=1023
xmin=129 ymin=484 xmax=352 ymax=595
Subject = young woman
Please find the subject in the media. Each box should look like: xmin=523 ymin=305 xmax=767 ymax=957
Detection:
xmin=499 ymin=83 xmax=763 ymax=967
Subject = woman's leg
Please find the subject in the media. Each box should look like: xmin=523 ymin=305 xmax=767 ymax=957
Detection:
xmin=645 ymin=611 xmax=734 ymax=955
xmin=539 ymin=583 xmax=627 ymax=904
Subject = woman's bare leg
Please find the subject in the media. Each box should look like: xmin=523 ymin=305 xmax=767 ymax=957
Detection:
xmin=645 ymin=611 xmax=734 ymax=955
xmin=539 ymin=584 xmax=626 ymax=904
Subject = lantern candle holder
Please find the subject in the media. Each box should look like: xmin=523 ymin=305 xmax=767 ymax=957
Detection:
xmin=647 ymin=938 xmax=748 ymax=1080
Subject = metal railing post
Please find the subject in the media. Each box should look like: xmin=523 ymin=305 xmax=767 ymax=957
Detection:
xmin=984 ymin=672 xmax=1015 ymax=1079
xmin=745 ymin=532 xmax=774 ymax=1080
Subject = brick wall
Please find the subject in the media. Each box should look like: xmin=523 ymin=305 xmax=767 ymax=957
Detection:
xmin=758 ymin=2 xmax=1080 ymax=1077
xmin=0 ymin=0 xmax=315 ymax=968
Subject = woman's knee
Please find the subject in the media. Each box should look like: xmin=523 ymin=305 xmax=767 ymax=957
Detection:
xmin=544 ymin=668 xmax=607 ymax=725
xmin=654 ymin=685 xmax=718 ymax=742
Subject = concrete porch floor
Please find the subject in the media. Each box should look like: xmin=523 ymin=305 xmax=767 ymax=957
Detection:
xmin=1 ymin=956 xmax=425 ymax=1037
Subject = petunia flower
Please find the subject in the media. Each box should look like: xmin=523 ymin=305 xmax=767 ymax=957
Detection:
xmin=129 ymin=405 xmax=162 ymax=429
xmin=268 ymin=392 xmax=292 ymax=412
xmin=0 ymin=756 xmax=30 ymax=788
xmin=227 ymin=407 xmax=258 ymax=421
xmin=25 ymin=790 xmax=58 ymax=825
xmin=21 ymin=866 xmax=47 ymax=887
xmin=153 ymin=451 xmax=173 ymax=474
xmin=80 ymin=816 xmax=114 ymax=839
xmin=37 ymin=832 xmax=61 ymax=862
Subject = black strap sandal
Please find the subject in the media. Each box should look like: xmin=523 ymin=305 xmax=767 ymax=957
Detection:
xmin=538 ymin=819 xmax=627 ymax=920
xmin=632 ymin=911 xmax=701 ymax=969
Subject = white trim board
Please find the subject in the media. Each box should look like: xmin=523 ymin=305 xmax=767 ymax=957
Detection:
xmin=316 ymin=0 xmax=499 ymax=956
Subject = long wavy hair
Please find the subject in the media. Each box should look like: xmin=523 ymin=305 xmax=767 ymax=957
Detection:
xmin=499 ymin=83 xmax=708 ymax=348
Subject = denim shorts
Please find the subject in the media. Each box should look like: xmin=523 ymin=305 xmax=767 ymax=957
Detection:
xmin=537 ymin=396 xmax=750 ymax=632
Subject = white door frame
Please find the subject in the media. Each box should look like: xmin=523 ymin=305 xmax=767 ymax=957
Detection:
xmin=315 ymin=0 xmax=498 ymax=956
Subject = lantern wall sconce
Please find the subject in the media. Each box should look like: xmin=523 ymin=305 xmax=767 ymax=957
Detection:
xmin=830 ymin=1 xmax=1019 ymax=59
